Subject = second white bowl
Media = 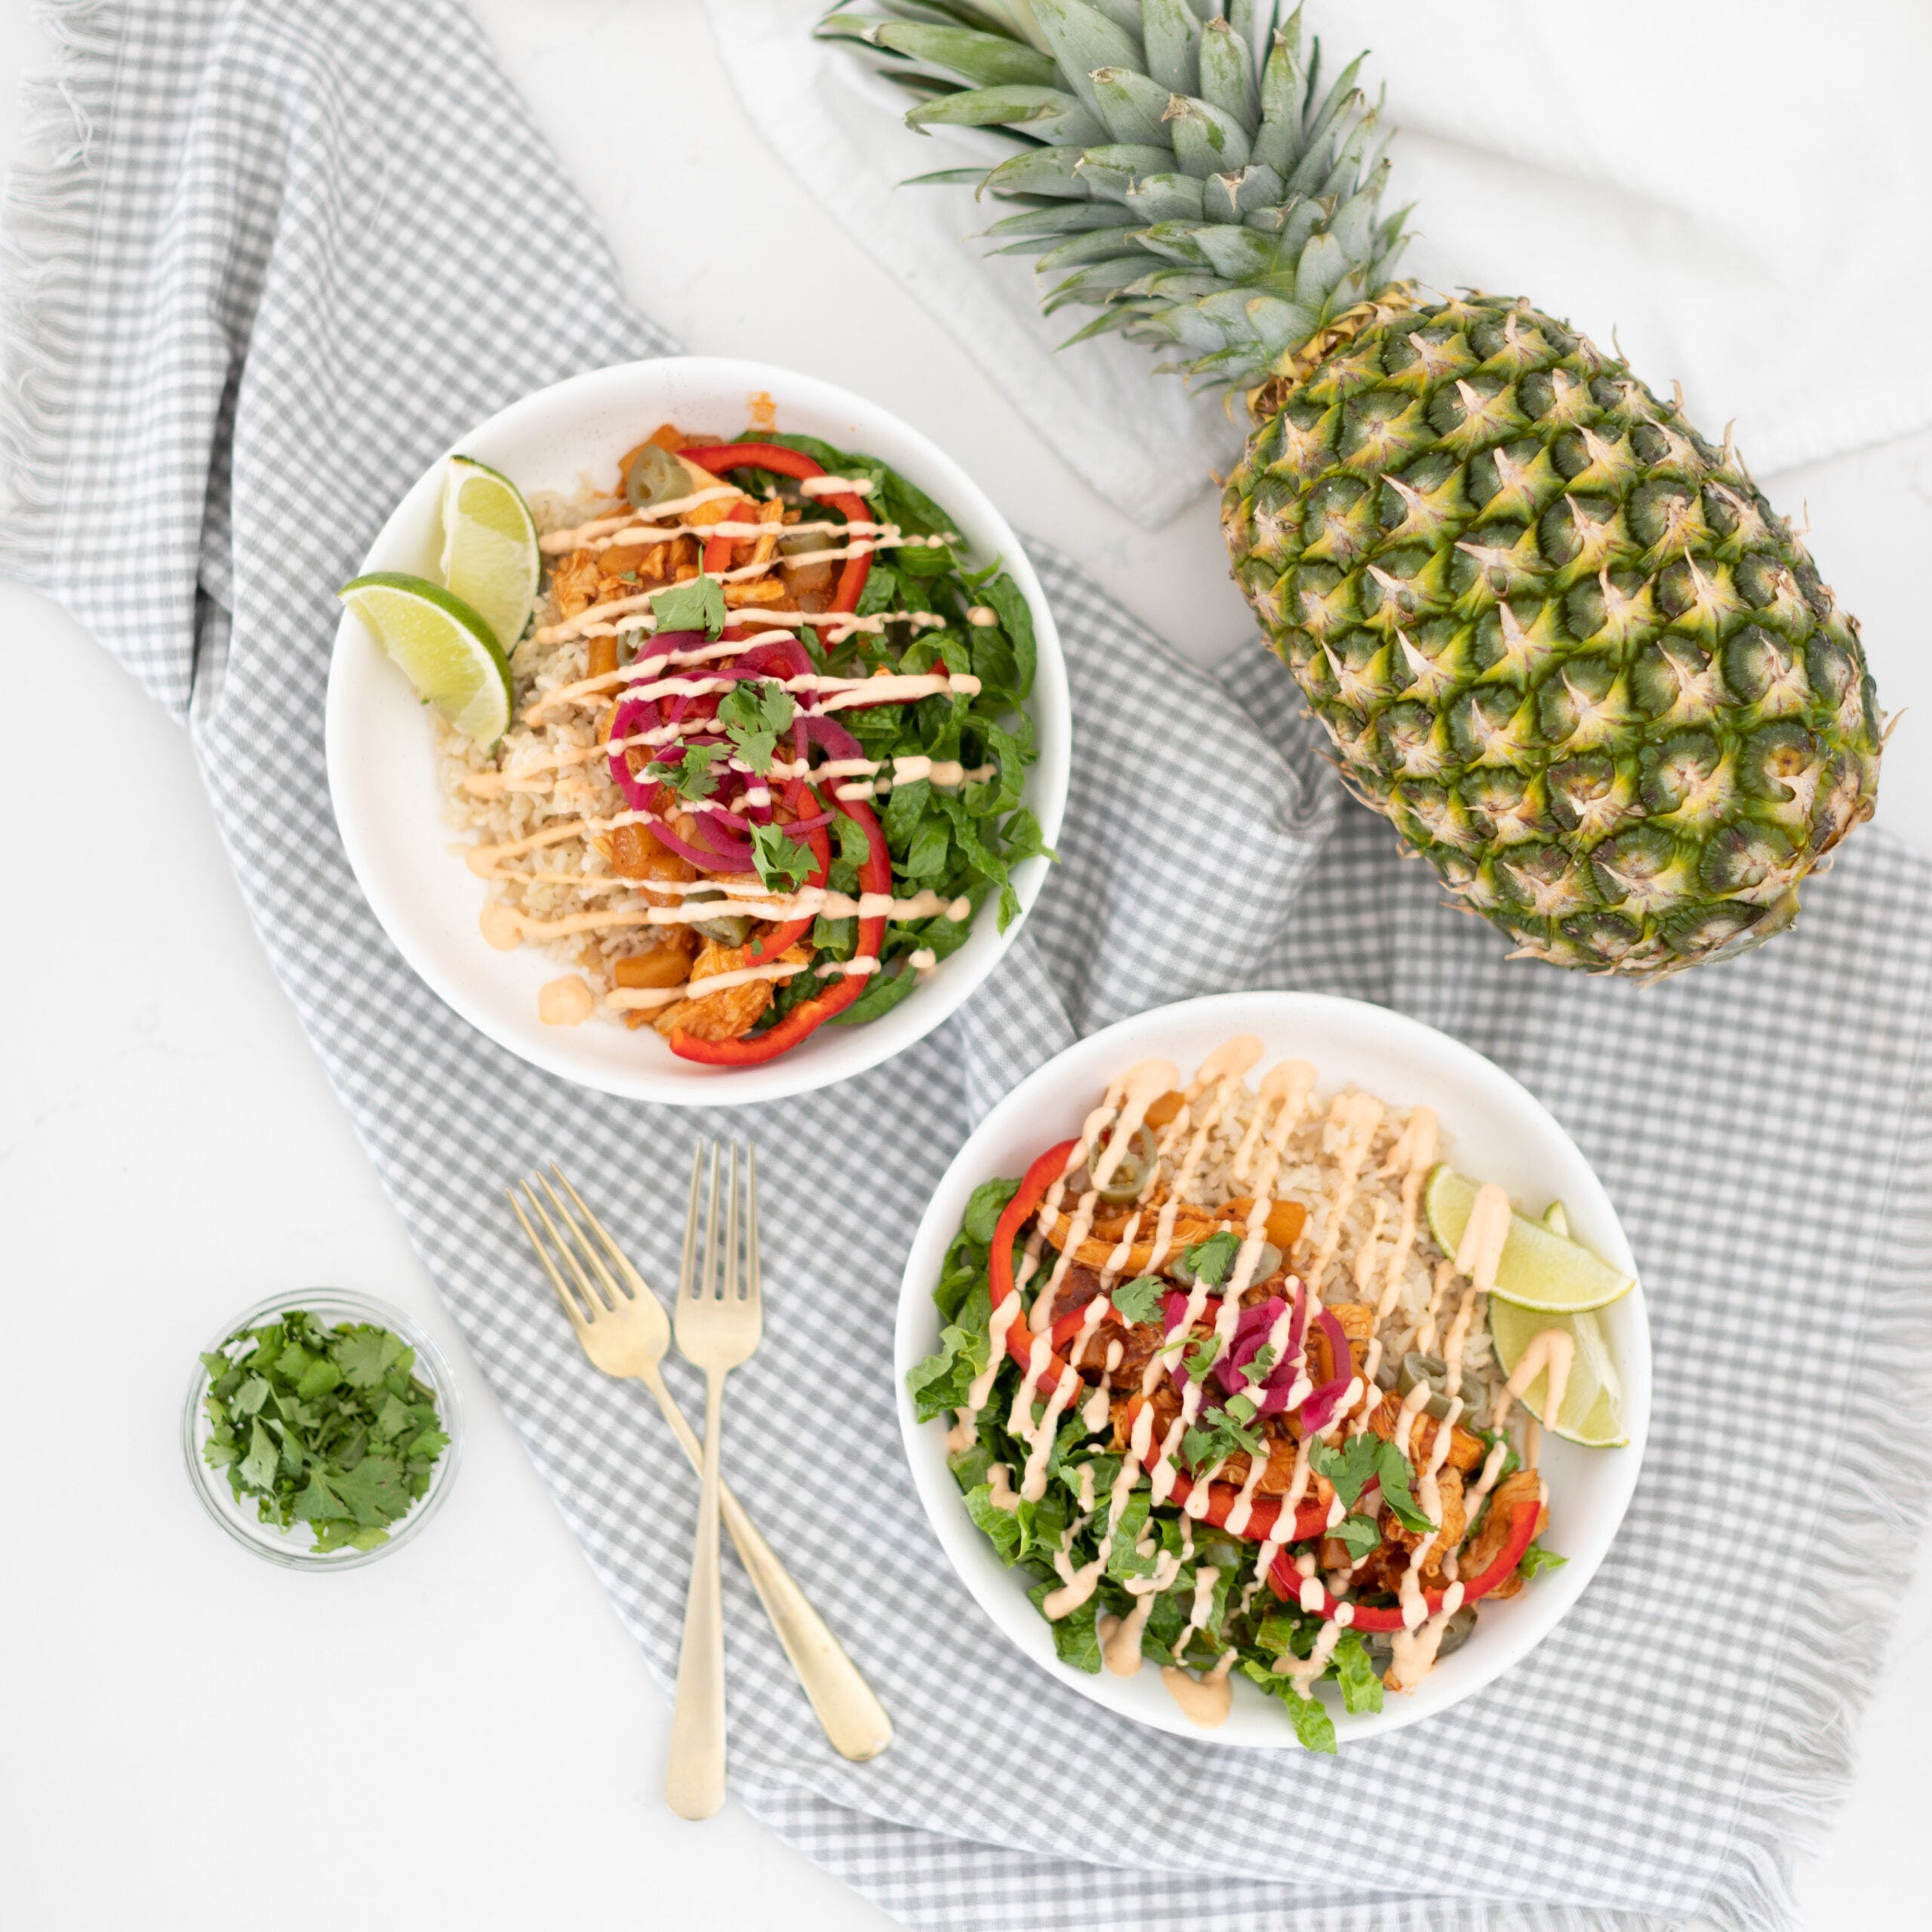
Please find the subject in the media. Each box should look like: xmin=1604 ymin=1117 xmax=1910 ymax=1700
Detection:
xmin=896 ymin=990 xmax=1651 ymax=1749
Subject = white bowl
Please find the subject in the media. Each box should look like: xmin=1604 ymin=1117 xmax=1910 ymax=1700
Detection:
xmin=326 ymin=358 xmax=1069 ymax=1106
xmin=896 ymin=990 xmax=1651 ymax=1749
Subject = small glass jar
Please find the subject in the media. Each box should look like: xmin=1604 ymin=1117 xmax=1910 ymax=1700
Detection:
xmin=182 ymin=1287 xmax=463 ymax=1570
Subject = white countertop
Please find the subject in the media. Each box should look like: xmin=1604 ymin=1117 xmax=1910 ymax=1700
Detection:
xmin=2 ymin=4 xmax=1925 ymax=1926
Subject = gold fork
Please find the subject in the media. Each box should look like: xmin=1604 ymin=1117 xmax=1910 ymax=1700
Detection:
xmin=663 ymin=1142 xmax=764 ymax=1819
xmin=506 ymin=1161 xmax=892 ymax=1783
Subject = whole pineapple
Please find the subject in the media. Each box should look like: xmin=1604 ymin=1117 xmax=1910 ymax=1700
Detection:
xmin=827 ymin=0 xmax=1883 ymax=977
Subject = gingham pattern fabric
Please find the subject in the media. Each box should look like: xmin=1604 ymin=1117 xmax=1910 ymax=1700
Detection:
xmin=7 ymin=8 xmax=1930 ymax=1932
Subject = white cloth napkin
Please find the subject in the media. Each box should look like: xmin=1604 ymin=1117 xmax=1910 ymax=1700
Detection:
xmin=712 ymin=0 xmax=1932 ymax=525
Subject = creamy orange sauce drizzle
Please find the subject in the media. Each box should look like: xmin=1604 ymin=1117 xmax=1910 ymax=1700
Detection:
xmin=604 ymin=953 xmax=879 ymax=1013
xmin=537 ymin=475 xmax=879 ymax=552
xmin=469 ymin=876 xmax=970 ymax=938
xmin=534 ymin=533 xmax=958 ymax=646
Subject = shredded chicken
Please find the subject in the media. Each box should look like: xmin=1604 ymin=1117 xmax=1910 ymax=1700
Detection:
xmin=651 ymin=939 xmax=810 ymax=1043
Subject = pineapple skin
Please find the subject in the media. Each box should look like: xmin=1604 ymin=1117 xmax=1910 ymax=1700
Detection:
xmin=1223 ymin=291 xmax=1882 ymax=977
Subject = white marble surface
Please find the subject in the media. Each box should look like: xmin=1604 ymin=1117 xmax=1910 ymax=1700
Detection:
xmin=2 ymin=4 xmax=1925 ymax=1927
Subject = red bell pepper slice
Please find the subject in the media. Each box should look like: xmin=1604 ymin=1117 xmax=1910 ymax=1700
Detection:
xmin=984 ymin=1138 xmax=1084 ymax=1404
xmin=1267 ymin=1491 xmax=1545 ymax=1631
xmin=666 ymin=786 xmax=889 ymax=1066
xmin=685 ymin=441 xmax=872 ymax=612
xmin=746 ymin=771 xmax=832 ymax=964
xmin=701 ymin=496 xmax=758 ymax=577
xmin=1119 ymin=1392 xmax=1327 ymax=1546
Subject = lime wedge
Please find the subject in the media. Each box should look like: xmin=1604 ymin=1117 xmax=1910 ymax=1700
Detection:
xmin=339 ymin=572 xmax=513 ymax=747
xmin=1488 ymin=1299 xmax=1628 ymax=1448
xmin=1425 ymin=1165 xmax=1634 ymax=1314
xmin=438 ymin=455 xmax=539 ymax=652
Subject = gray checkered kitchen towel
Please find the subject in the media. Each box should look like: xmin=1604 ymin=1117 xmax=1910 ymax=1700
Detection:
xmin=7 ymin=7 xmax=1930 ymax=1932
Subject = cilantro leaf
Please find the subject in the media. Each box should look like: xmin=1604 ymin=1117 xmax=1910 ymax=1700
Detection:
xmin=1182 ymin=1402 xmax=1262 ymax=1472
xmin=1518 ymin=1541 xmax=1569 ymax=1580
xmin=239 ymin=1419 xmax=280 ymax=1493
xmin=643 ymin=743 xmax=722 ymax=801
xmin=1238 ymin=1343 xmax=1278 ymax=1387
xmin=650 ymin=572 xmax=726 ymax=637
xmin=1110 ymin=1275 xmax=1165 ymax=1326
xmin=1308 ymin=1433 xmax=1383 ymax=1509
xmin=717 ymin=680 xmax=795 ymax=774
xmin=1182 ymin=1331 xmax=1223 ymax=1380
xmin=1331 ymin=1512 xmax=1382 ymax=1562
xmin=1181 ymin=1229 xmax=1239 ymax=1287
xmin=335 ymin=1326 xmax=405 ymax=1390
xmin=1374 ymin=1441 xmax=1435 ymax=1536
xmin=749 ymin=821 xmax=814 ymax=893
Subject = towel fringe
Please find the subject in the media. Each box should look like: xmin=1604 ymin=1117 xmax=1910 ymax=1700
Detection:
xmin=1695 ymin=1101 xmax=1932 ymax=1932
xmin=0 ymin=0 xmax=123 ymax=579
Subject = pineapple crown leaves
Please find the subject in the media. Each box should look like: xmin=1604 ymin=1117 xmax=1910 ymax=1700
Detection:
xmin=820 ymin=0 xmax=1411 ymax=395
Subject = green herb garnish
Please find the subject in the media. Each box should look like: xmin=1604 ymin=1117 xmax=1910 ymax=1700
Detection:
xmin=1518 ymin=1541 xmax=1568 ymax=1580
xmin=1182 ymin=1330 xmax=1223 ymax=1380
xmin=650 ymin=571 xmax=726 ymax=637
xmin=1181 ymin=1229 xmax=1240 ymax=1287
xmin=643 ymin=743 xmax=722 ymax=801
xmin=1308 ymin=1433 xmax=1433 ymax=1534
xmin=1182 ymin=1398 xmax=1263 ymax=1473
xmin=1308 ymin=1432 xmax=1383 ymax=1509
xmin=1374 ymin=1444 xmax=1435 ymax=1537
xmin=1330 ymin=1512 xmax=1382 ymax=1561
xmin=1109 ymin=1274 xmax=1165 ymax=1326
xmin=200 ymin=1310 xmax=448 ymax=1553
xmin=749 ymin=820 xmax=816 ymax=893
xmin=717 ymin=680 xmax=795 ymax=774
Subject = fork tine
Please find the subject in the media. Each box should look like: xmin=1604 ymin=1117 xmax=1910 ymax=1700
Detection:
xmin=679 ymin=1141 xmax=709 ymax=1303
xmin=723 ymin=1143 xmax=740 ymax=1303
xmin=550 ymin=1162 xmax=647 ymax=1299
xmin=535 ymin=1171 xmax=628 ymax=1306
xmin=520 ymin=1178 xmax=611 ymax=1314
xmin=701 ymin=1143 xmax=722 ymax=1302
xmin=505 ymin=1186 xmax=593 ymax=1335
xmin=743 ymin=1142 xmax=761 ymax=1312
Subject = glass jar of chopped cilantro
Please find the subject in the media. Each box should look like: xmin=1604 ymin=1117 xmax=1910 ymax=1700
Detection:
xmin=183 ymin=1291 xmax=463 ymax=1568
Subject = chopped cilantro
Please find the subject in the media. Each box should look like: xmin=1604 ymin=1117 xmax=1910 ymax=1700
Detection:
xmin=1308 ymin=1432 xmax=1383 ymax=1509
xmin=749 ymin=821 xmax=814 ymax=893
xmin=1110 ymin=1274 xmax=1165 ymax=1326
xmin=1182 ymin=1401 xmax=1262 ymax=1472
xmin=717 ymin=680 xmax=795 ymax=774
xmin=650 ymin=572 xmax=726 ymax=637
xmin=1374 ymin=1442 xmax=1435 ymax=1537
xmin=198 ymin=1310 xmax=448 ymax=1554
xmin=1238 ymin=1342 xmax=1278 ymax=1386
xmin=643 ymin=743 xmax=722 ymax=801
xmin=1308 ymin=1434 xmax=1434 ymax=1534
xmin=1182 ymin=1331 xmax=1223 ymax=1380
xmin=1331 ymin=1512 xmax=1382 ymax=1562
xmin=1181 ymin=1229 xmax=1240 ymax=1287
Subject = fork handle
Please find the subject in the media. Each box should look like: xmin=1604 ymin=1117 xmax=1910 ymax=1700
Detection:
xmin=666 ymin=1370 xmax=728 ymax=1820
xmin=641 ymin=1369 xmax=892 ymax=1762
